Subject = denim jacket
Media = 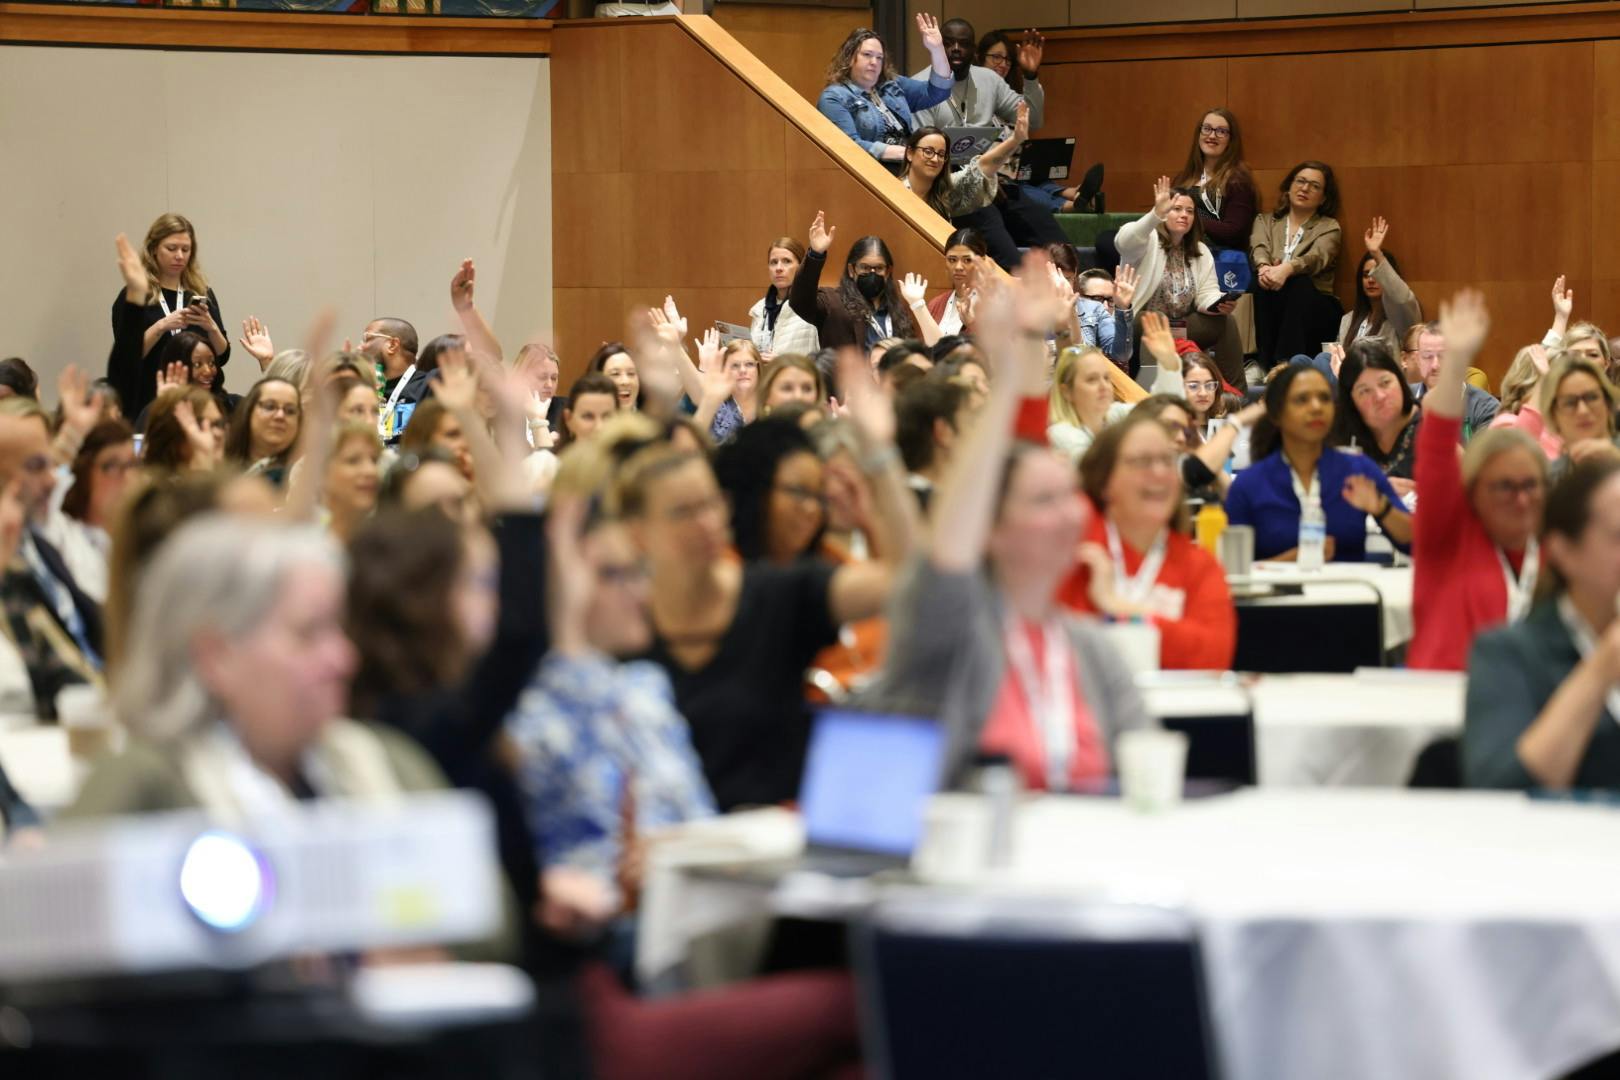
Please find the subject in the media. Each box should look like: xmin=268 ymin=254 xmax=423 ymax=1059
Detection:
xmin=818 ymin=74 xmax=953 ymax=162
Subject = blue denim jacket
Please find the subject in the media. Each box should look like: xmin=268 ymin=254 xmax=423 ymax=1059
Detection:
xmin=817 ymin=74 xmax=953 ymax=161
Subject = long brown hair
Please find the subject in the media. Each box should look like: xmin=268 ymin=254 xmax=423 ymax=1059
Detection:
xmin=143 ymin=387 xmax=218 ymax=470
xmin=1171 ymin=108 xmax=1251 ymax=206
xmin=1159 ymin=187 xmax=1207 ymax=258
xmin=1081 ymin=409 xmax=1190 ymax=532
xmin=825 ymin=28 xmax=894 ymax=87
xmin=140 ymin=213 xmax=209 ymax=300
xmin=224 ymin=377 xmax=301 ymax=469
xmin=62 ymin=419 xmax=135 ymax=522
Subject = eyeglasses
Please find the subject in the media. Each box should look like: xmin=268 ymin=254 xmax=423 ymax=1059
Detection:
xmin=1482 ymin=478 xmax=1543 ymax=499
xmin=1199 ymin=124 xmax=1231 ymax=139
xmin=596 ymin=561 xmax=649 ymax=587
xmin=728 ymin=361 xmax=760 ymax=373
xmin=1083 ymin=292 xmax=1114 ymax=306
xmin=1556 ymin=390 xmax=1605 ymax=414
xmin=361 ymin=331 xmax=399 ymax=346
xmin=1292 ymin=177 xmax=1325 ymax=192
xmin=1119 ymin=451 xmax=1178 ymax=472
xmin=774 ymin=483 xmax=829 ymax=508
xmin=255 ymin=399 xmax=301 ymax=418
xmin=1184 ymin=380 xmax=1220 ymax=393
xmin=983 ymin=52 xmax=1011 ymax=68
xmin=20 ymin=454 xmax=50 ymax=476
xmin=915 ymin=146 xmax=948 ymax=161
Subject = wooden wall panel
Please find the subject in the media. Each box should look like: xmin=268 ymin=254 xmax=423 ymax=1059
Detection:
xmin=1070 ymin=0 xmax=1235 ymax=25
xmin=713 ymin=2 xmax=872 ymax=105
xmin=622 ymin=171 xmax=787 ymax=287
xmin=550 ymin=26 xmax=620 ymax=174
xmin=1594 ymin=42 xmax=1620 ymax=161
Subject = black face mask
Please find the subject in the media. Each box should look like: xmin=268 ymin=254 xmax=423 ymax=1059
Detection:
xmin=855 ymin=272 xmax=887 ymax=301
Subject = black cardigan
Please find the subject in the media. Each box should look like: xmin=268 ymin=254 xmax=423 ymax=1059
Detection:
xmin=108 ymin=287 xmax=231 ymax=420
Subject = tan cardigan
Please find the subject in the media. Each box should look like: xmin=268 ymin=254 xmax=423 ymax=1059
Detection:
xmin=1250 ymin=212 xmax=1342 ymax=296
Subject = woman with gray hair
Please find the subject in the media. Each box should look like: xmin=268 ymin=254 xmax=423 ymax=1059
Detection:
xmin=65 ymin=516 xmax=443 ymax=820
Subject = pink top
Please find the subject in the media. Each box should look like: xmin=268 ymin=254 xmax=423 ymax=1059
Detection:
xmin=980 ymin=618 xmax=1110 ymax=790
xmin=1489 ymin=402 xmax=1562 ymax=459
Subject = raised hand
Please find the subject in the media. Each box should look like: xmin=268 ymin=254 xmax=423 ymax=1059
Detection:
xmin=697 ymin=359 xmax=738 ymax=406
xmin=114 ymin=233 xmax=148 ymax=304
xmin=696 ymin=327 xmax=723 ymax=372
xmin=57 ymin=366 xmax=101 ymax=437
xmin=545 ymin=495 xmax=594 ymax=654
xmin=1364 ymin=216 xmax=1389 ymax=257
xmin=239 ymin=316 xmax=275 ymax=370
xmin=431 ymin=346 xmax=478 ymax=412
xmin=173 ymin=399 xmax=218 ymax=468
xmin=154 ymin=360 xmax=188 ymax=397
xmin=1017 ymin=29 xmax=1045 ymax=77
xmin=1551 ymin=275 xmax=1574 ymax=320
xmin=1046 ymin=262 xmax=1077 ymax=314
xmin=450 ymin=258 xmax=476 ymax=313
xmin=808 ymin=210 xmax=836 ymax=256
xmin=1011 ymin=99 xmax=1030 ymax=145
xmin=1341 ymin=474 xmax=1385 ymax=516
xmin=837 ymin=346 xmax=896 ymax=447
xmin=1438 ymin=288 xmax=1490 ymax=360
xmin=1114 ymin=264 xmax=1138 ymax=308
xmin=1326 ymin=341 xmax=1346 ymax=379
xmin=900 ymin=272 xmax=929 ymax=307
xmin=916 ymin=12 xmax=944 ymax=54
xmin=660 ymin=295 xmax=689 ymax=340
xmin=647 ymin=305 xmax=684 ymax=347
xmin=1152 ymin=175 xmax=1173 ymax=218
xmin=1140 ymin=311 xmax=1179 ymax=369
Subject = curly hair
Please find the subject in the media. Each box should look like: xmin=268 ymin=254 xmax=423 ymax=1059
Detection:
xmin=825 ymin=27 xmax=895 ymax=88
xmin=711 ymin=416 xmax=823 ymax=561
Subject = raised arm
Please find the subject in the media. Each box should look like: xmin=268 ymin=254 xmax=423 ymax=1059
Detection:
xmin=450 ymin=258 xmax=505 ymax=363
xmin=1547 ymin=274 xmax=1574 ymax=345
xmin=975 ymin=101 xmax=1029 ymax=178
xmin=788 ymin=212 xmax=836 ymax=328
xmin=900 ymin=273 xmax=942 ymax=347
xmin=1426 ymin=289 xmax=1490 ymax=420
xmin=433 ymin=346 xmax=529 ymax=513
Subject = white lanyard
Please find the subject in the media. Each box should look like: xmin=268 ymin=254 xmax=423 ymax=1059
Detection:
xmin=1497 ymin=537 xmax=1539 ymax=624
xmin=1197 ymin=172 xmax=1222 ymax=217
xmin=1556 ymin=595 xmax=1620 ymax=726
xmin=870 ymin=309 xmax=893 ymax=339
xmin=380 ymin=363 xmax=417 ymax=439
xmin=1282 ymin=221 xmax=1306 ymax=262
xmin=1004 ymin=616 xmax=1076 ymax=791
xmin=156 ymin=288 xmax=188 ymax=336
xmin=1284 ymin=456 xmax=1320 ymax=505
xmin=1105 ymin=522 xmax=1168 ymax=605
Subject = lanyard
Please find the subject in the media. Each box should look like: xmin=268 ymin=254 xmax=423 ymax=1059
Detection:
xmin=1004 ymin=616 xmax=1076 ymax=791
xmin=156 ymin=288 xmax=188 ymax=337
xmin=1197 ymin=172 xmax=1222 ymax=218
xmin=380 ymin=364 xmax=417 ymax=439
xmin=1105 ymin=522 xmax=1168 ymax=605
xmin=1497 ymin=537 xmax=1539 ymax=624
xmin=1282 ymin=221 xmax=1306 ymax=262
xmin=1556 ymin=595 xmax=1620 ymax=726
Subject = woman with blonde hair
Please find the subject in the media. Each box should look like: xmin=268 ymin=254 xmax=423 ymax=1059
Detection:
xmin=1488 ymin=344 xmax=1562 ymax=459
xmin=750 ymin=238 xmax=821 ymax=359
xmin=759 ymin=355 xmax=826 ymax=416
xmin=109 ymin=217 xmax=231 ymax=420
xmin=1541 ymin=353 xmax=1620 ymax=481
xmin=1046 ymin=316 xmax=1184 ymax=462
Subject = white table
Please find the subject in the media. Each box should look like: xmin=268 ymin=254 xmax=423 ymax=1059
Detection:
xmin=1238 ymin=561 xmax=1414 ymax=652
xmin=0 ymin=726 xmax=79 ymax=815
xmin=999 ymin=789 xmax=1620 ymax=1080
xmin=1141 ymin=670 xmax=1465 ymax=787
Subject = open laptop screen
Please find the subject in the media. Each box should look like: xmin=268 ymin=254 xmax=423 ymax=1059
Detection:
xmin=798 ymin=710 xmax=946 ymax=857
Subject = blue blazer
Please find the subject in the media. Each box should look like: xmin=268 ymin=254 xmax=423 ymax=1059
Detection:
xmin=1225 ymin=448 xmax=1405 ymax=562
xmin=817 ymin=75 xmax=952 ymax=162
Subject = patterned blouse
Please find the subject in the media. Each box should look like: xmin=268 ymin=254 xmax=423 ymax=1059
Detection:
xmin=1144 ymin=246 xmax=1196 ymax=320
xmin=505 ymin=652 xmax=716 ymax=886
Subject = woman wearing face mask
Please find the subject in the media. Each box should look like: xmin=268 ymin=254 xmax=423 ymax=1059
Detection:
xmin=817 ymin=16 xmax=952 ymax=171
xmin=1046 ymin=314 xmax=1185 ymax=463
xmin=1060 ymin=411 xmax=1237 ymax=670
xmin=862 ymin=264 xmax=1151 ymax=791
xmin=1488 ymin=344 xmax=1563 ymax=460
xmin=1409 ymin=291 xmax=1549 ymax=672
xmin=927 ymin=229 xmax=989 ymax=337
xmin=1541 ymin=354 xmax=1620 ymax=483
xmin=108 ymin=219 xmax=231 ymax=421
xmin=1337 ymin=217 xmax=1421 ymax=353
xmin=1251 ymin=161 xmax=1344 ymax=368
xmin=1333 ymin=340 xmax=1423 ymax=497
xmin=590 ymin=342 xmax=641 ymax=412
xmin=749 ymin=238 xmax=821 ymax=360
xmin=789 ymin=212 xmax=941 ymax=350
xmin=759 ymin=356 xmax=826 ymax=417
xmin=1225 ymin=363 xmax=1411 ymax=562
xmin=1116 ymin=177 xmax=1241 ymax=385
xmin=1463 ymin=456 xmax=1620 ymax=789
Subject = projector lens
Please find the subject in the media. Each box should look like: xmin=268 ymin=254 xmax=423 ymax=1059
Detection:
xmin=179 ymin=831 xmax=272 ymax=933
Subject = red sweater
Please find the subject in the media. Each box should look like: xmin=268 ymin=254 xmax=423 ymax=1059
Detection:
xmin=1409 ymin=413 xmax=1537 ymax=670
xmin=1058 ymin=512 xmax=1237 ymax=670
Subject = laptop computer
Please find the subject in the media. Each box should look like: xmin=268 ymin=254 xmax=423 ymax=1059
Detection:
xmin=1016 ymin=137 xmax=1077 ymax=185
xmin=943 ymin=126 xmax=1000 ymax=165
xmin=796 ymin=709 xmax=946 ymax=877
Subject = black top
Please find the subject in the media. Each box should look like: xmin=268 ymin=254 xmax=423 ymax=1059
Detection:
xmin=108 ymin=287 xmax=231 ymax=421
xmin=788 ymin=250 xmax=909 ymax=351
xmin=382 ymin=366 xmax=435 ymax=444
xmin=641 ymin=559 xmax=840 ymax=811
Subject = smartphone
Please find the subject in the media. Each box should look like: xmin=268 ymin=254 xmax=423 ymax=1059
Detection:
xmin=1219 ymin=291 xmax=1244 ymax=305
xmin=189 ymin=295 xmax=209 ymax=309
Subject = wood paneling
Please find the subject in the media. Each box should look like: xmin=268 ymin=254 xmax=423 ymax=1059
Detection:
xmin=552 ymin=15 xmax=954 ymax=363
xmin=713 ymin=2 xmax=871 ymax=105
xmin=1238 ymin=0 xmax=1403 ymax=16
xmin=0 ymin=3 xmax=550 ymax=53
xmin=1594 ymin=41 xmax=1620 ymax=160
xmin=1070 ymin=0 xmax=1234 ymax=23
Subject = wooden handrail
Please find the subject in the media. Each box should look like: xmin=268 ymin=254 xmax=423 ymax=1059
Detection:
xmin=1038 ymin=1 xmax=1620 ymax=62
xmin=0 ymin=2 xmax=551 ymax=54
xmin=673 ymin=13 xmax=953 ymax=253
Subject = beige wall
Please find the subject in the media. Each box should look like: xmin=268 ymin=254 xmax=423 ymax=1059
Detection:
xmin=0 ymin=47 xmax=551 ymax=394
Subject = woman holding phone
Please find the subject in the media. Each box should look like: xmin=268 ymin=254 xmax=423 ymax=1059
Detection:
xmin=109 ymin=215 xmax=231 ymax=420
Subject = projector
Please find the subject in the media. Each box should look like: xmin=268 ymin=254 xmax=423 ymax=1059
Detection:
xmin=0 ymin=791 xmax=504 ymax=982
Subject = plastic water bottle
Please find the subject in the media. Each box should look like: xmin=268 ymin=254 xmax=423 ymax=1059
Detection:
xmin=1298 ymin=493 xmax=1327 ymax=571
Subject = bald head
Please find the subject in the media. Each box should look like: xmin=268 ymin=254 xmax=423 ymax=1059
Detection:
xmin=363 ymin=317 xmax=419 ymax=380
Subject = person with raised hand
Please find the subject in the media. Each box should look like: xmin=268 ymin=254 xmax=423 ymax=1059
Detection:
xmin=1409 ymin=290 xmax=1548 ymax=670
xmin=1115 ymin=176 xmax=1242 ymax=384
xmin=788 ymin=211 xmax=940 ymax=350
xmin=1047 ymin=311 xmax=1186 ymax=463
xmin=817 ymin=15 xmax=953 ymax=170
xmin=1540 ymin=275 xmax=1615 ymax=378
xmin=901 ymin=103 xmax=1028 ymax=221
xmin=449 ymin=257 xmax=506 ymax=364
xmin=107 ymin=218 xmax=231 ymax=422
xmin=1337 ymin=216 xmax=1421 ymax=354
xmin=861 ymin=253 xmax=1150 ymax=791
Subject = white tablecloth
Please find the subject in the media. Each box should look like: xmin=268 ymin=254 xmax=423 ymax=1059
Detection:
xmin=998 ymin=789 xmax=1620 ymax=1080
xmin=1239 ymin=562 xmax=1414 ymax=651
xmin=1141 ymin=670 xmax=1465 ymax=787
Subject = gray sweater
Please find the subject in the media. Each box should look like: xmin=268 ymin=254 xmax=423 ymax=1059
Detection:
xmin=856 ymin=557 xmax=1151 ymax=788
xmin=911 ymin=64 xmax=1045 ymax=133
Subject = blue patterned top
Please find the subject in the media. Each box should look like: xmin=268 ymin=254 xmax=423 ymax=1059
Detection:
xmin=505 ymin=652 xmax=716 ymax=884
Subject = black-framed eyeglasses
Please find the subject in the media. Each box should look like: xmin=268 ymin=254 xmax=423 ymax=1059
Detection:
xmin=1482 ymin=478 xmax=1543 ymax=499
xmin=915 ymin=146 xmax=947 ymax=161
xmin=983 ymin=52 xmax=1011 ymax=67
xmin=1200 ymin=124 xmax=1231 ymax=139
